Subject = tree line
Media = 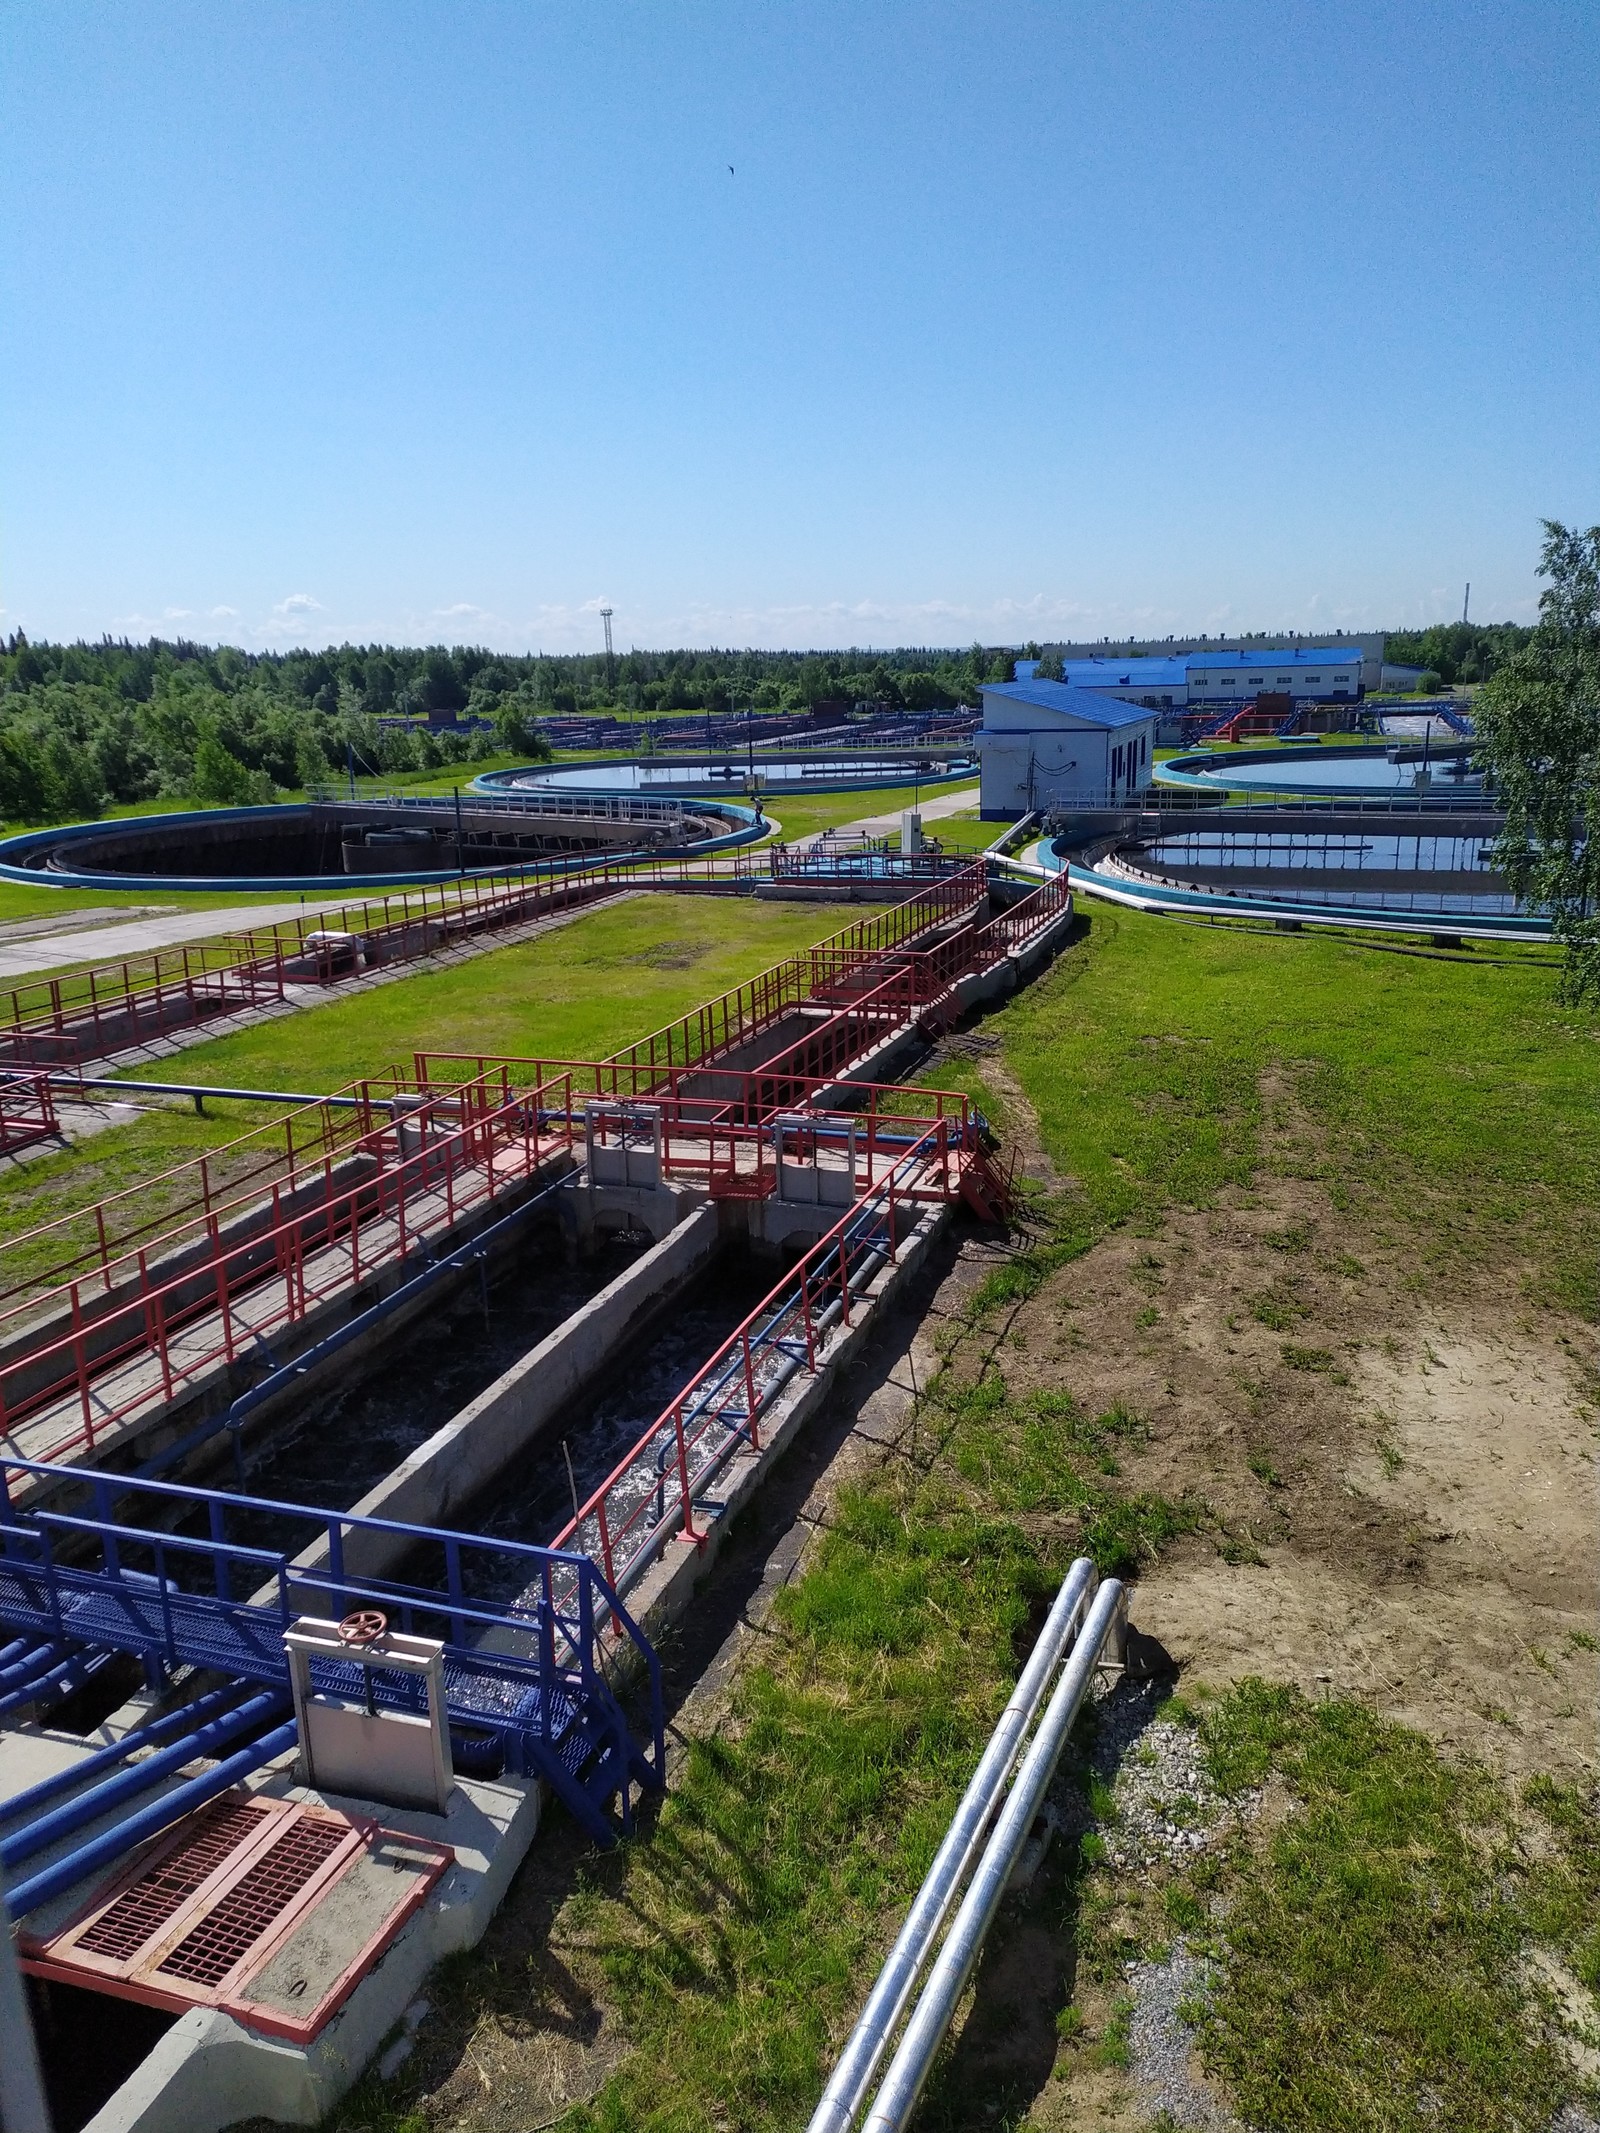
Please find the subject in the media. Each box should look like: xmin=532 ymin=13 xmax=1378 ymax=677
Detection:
xmin=0 ymin=637 xmax=1017 ymax=824
xmin=1383 ymin=622 xmax=1532 ymax=687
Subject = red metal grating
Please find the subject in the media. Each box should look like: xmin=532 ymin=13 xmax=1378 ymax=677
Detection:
xmin=23 ymin=1789 xmax=453 ymax=2044
xmin=75 ymin=1800 xmax=270 ymax=1962
xmin=157 ymin=1814 xmax=348 ymax=1987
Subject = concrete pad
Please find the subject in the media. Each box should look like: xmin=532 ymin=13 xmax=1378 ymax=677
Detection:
xmin=77 ymin=1768 xmax=542 ymax=2133
xmin=0 ymin=901 xmax=355 ymax=981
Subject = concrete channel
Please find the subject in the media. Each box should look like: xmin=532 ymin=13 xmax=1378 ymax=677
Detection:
xmin=0 ymin=866 xmax=1076 ymax=2133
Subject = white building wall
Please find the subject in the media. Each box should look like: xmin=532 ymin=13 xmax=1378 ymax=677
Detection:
xmin=979 ymin=692 xmax=1155 ymax=816
xmin=1185 ymin=656 xmax=1362 ymax=703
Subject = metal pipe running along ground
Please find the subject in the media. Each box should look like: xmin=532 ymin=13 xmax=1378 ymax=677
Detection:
xmin=863 ymin=1578 xmax=1127 ymax=2133
xmin=810 ymin=1571 xmax=1127 ymax=2133
xmin=806 ymin=1557 xmax=1100 ymax=2133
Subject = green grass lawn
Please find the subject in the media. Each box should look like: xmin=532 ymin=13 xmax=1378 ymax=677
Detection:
xmin=0 ymin=895 xmax=854 ymax=1286
xmin=988 ymin=905 xmax=1590 ymax=1311
xmin=331 ymin=902 xmax=1600 ymax=2133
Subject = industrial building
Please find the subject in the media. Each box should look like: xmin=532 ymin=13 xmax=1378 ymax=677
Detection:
xmin=1044 ymin=630 xmax=1387 ymax=693
xmin=1012 ymin=646 xmax=1364 ymax=710
xmin=978 ymin=678 xmax=1157 ymax=817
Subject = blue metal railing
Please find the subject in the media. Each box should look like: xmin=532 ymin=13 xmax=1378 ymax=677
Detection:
xmin=0 ymin=1458 xmax=663 ymax=1843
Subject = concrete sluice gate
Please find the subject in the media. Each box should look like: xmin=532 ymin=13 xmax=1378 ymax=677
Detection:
xmin=0 ymin=863 xmax=1077 ymax=2133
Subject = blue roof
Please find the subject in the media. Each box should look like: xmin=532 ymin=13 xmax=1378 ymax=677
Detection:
xmin=982 ymin=681 xmax=1157 ymax=730
xmin=1184 ymin=645 xmax=1358 ymax=669
xmin=1060 ymin=656 xmax=1192 ymax=690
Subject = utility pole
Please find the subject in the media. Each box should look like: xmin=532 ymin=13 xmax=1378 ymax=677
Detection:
xmin=600 ymin=607 xmax=615 ymax=696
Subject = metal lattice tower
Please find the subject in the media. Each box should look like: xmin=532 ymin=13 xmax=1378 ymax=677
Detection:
xmin=600 ymin=607 xmax=615 ymax=692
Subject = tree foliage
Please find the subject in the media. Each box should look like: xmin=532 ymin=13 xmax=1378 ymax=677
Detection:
xmin=1474 ymin=520 xmax=1600 ymax=998
xmin=0 ymin=634 xmax=1006 ymax=824
xmin=1384 ymin=620 xmax=1531 ymax=686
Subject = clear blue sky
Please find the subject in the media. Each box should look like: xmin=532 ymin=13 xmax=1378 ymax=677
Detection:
xmin=4 ymin=1 xmax=1596 ymax=653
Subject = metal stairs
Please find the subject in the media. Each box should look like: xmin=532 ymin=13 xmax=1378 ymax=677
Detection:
xmin=959 ymin=1147 xmax=1017 ymax=1225
xmin=0 ymin=1457 xmax=664 ymax=1847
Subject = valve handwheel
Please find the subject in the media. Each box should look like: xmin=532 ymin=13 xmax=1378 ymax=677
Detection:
xmin=337 ymin=1608 xmax=388 ymax=1647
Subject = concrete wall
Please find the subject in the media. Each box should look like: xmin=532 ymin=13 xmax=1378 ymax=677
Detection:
xmin=288 ymin=1202 xmax=722 ymax=1585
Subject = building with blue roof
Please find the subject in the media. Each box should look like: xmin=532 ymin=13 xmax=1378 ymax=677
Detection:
xmin=1013 ymin=646 xmax=1362 ymax=709
xmin=979 ymin=679 xmax=1157 ymax=817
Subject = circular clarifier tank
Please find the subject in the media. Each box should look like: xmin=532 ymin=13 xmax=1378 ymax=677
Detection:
xmin=474 ymin=749 xmax=978 ymax=799
xmin=1156 ymin=740 xmax=1484 ymax=800
xmin=0 ymin=791 xmax=761 ymax=893
xmin=1035 ymin=795 xmax=1546 ymax=938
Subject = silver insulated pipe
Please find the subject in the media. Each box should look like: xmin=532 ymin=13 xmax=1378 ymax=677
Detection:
xmin=806 ymin=1555 xmax=1102 ymax=2133
xmin=861 ymin=1576 xmax=1127 ymax=2132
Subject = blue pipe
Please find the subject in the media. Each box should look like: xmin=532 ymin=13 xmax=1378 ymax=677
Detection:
xmin=0 ymin=1681 xmax=246 ymax=1828
xmin=5 ymin=1716 xmax=301 ymax=1920
xmin=0 ymin=1648 xmax=113 ymax=1724
xmin=0 ymin=1642 xmax=68 ymax=1694
xmin=1 ymin=1689 xmax=289 ymax=1871
xmin=0 ymin=1636 xmax=36 ymax=1671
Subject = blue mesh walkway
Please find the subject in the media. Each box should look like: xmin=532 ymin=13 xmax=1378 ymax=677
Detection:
xmin=0 ymin=1458 xmax=663 ymax=1844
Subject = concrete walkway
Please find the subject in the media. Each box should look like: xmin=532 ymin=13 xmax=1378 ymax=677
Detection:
xmin=0 ymin=899 xmax=357 ymax=982
xmin=794 ymin=782 xmax=979 ymax=850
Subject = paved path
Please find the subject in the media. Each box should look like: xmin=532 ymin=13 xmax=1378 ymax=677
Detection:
xmin=794 ymin=783 xmax=980 ymax=850
xmin=0 ymin=899 xmax=356 ymax=982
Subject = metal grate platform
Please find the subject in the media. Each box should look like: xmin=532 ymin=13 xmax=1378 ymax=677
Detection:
xmin=22 ymin=1789 xmax=451 ymax=2043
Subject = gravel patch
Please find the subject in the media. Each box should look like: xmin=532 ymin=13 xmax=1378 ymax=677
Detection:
xmin=1054 ymin=1675 xmax=1259 ymax=1871
xmin=1125 ymin=1942 xmax=1245 ymax=2131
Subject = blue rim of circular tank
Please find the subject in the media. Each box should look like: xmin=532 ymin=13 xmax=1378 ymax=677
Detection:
xmin=1155 ymin=741 xmax=1480 ymax=800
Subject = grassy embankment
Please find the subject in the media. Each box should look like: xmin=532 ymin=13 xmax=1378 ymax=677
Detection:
xmin=0 ymin=896 xmax=854 ymax=1289
xmin=339 ymin=904 xmax=1599 ymax=2133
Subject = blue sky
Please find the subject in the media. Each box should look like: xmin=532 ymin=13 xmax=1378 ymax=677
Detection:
xmin=3 ymin=1 xmax=1597 ymax=653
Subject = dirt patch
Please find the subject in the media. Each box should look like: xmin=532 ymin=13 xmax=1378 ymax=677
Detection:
xmin=991 ymin=1153 xmax=1600 ymax=1785
xmin=632 ymin=938 xmax=707 ymax=970
xmin=929 ymin=1028 xmax=1072 ymax=1196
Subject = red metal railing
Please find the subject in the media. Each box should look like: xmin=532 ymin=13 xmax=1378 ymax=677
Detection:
xmin=601 ymin=865 xmax=987 ymax=1083
xmin=579 ymin=1088 xmax=975 ymax=1202
xmin=548 ymin=1124 xmax=957 ymax=1600
xmin=0 ymin=1089 xmax=383 ymax=1310
xmin=0 ymin=1068 xmax=580 ymax=1464
xmin=0 ymin=1073 xmax=60 ymax=1158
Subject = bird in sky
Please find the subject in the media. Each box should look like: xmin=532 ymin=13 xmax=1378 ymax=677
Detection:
xmin=728 ymin=164 xmax=734 ymax=175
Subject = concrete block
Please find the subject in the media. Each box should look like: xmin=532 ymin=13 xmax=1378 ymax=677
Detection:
xmin=80 ymin=1771 xmax=540 ymax=2133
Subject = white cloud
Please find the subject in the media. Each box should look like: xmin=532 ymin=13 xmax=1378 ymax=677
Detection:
xmin=251 ymin=592 xmax=330 ymax=644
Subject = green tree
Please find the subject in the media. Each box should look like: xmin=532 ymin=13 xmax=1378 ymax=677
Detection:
xmin=1475 ymin=519 xmax=1600 ymax=998
xmin=190 ymin=724 xmax=273 ymax=806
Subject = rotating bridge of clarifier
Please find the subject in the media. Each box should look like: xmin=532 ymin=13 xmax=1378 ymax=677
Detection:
xmin=0 ymin=860 xmax=1069 ymax=1880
